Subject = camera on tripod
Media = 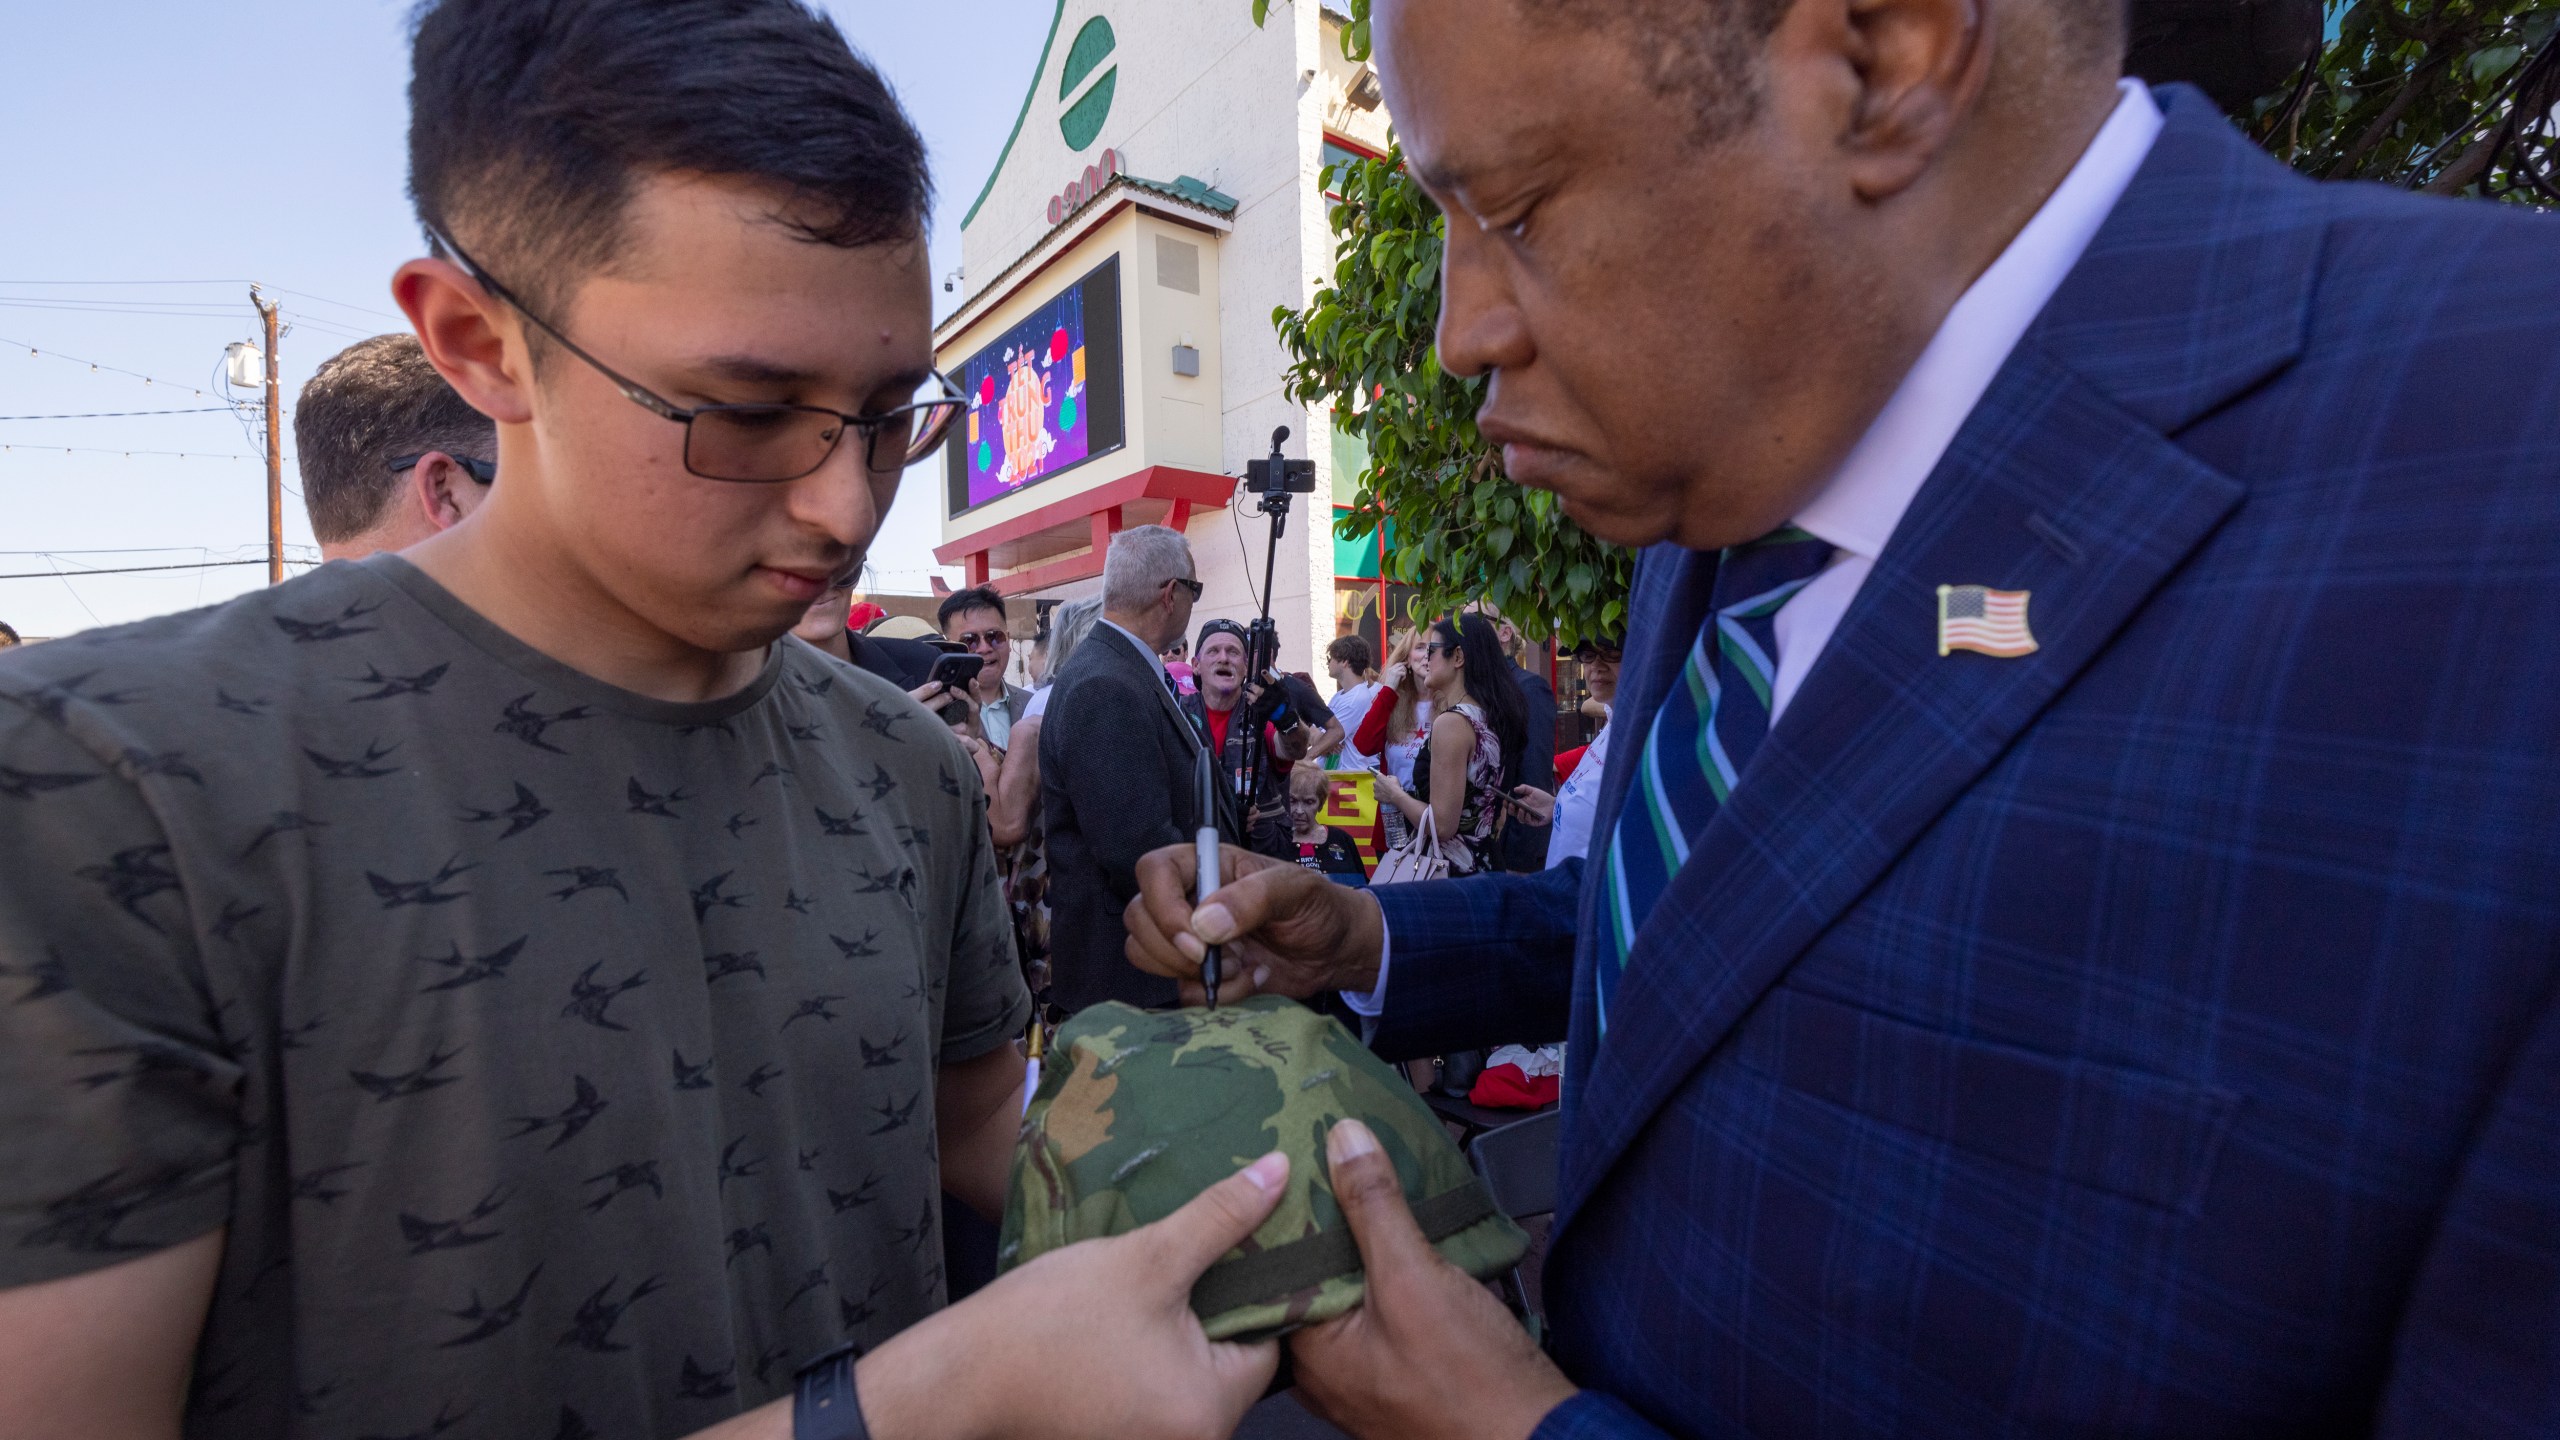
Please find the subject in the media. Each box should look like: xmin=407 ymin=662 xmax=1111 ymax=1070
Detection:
xmin=1244 ymin=427 xmax=1317 ymax=496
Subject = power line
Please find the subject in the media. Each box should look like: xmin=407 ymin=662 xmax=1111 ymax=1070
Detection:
xmin=0 ymin=280 xmax=407 ymax=324
xmin=0 ymin=408 xmax=237 ymax=420
xmin=0 ymin=558 xmax=317 ymax=581
xmin=0 ymin=444 xmax=256 ymax=460
xmin=0 ymin=546 xmax=315 ymax=557
xmin=2 ymin=336 xmax=218 ymax=397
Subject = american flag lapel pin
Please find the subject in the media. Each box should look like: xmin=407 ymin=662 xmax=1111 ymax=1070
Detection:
xmin=1936 ymin=584 xmax=2039 ymax=658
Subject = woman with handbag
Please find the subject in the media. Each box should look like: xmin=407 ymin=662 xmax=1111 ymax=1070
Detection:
xmin=1373 ymin=612 xmax=1529 ymax=879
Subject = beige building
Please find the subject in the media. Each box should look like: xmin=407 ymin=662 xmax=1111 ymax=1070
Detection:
xmin=931 ymin=0 xmax=1406 ymax=668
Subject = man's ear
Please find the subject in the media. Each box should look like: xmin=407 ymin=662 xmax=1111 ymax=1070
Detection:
xmin=1821 ymin=0 xmax=1996 ymax=202
xmin=410 ymin=451 xmax=481 ymax=532
xmin=392 ymin=257 xmax=535 ymax=426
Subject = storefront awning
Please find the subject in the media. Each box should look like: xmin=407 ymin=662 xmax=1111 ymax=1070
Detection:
xmin=931 ymin=465 xmax=1236 ymax=597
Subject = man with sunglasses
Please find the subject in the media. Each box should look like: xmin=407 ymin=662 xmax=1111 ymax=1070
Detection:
xmin=0 ymin=3 xmax=1295 ymax=1439
xmin=294 ymin=331 xmax=497 ymax=562
xmin=934 ymin=586 xmax=1029 ymax=751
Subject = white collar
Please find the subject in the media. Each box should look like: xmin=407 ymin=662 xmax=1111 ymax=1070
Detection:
xmin=1794 ymin=80 xmax=2164 ymax=561
xmin=1098 ymin=617 xmax=1169 ymax=676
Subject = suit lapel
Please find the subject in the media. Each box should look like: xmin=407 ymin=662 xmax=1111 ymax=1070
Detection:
xmin=1553 ymin=89 xmax=2321 ymax=1232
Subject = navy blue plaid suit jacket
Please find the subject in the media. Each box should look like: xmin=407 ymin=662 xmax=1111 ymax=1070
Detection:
xmin=1370 ymin=87 xmax=2560 ymax=1437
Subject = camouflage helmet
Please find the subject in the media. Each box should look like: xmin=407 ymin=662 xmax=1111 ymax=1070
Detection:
xmin=1000 ymin=995 xmax=1530 ymax=1342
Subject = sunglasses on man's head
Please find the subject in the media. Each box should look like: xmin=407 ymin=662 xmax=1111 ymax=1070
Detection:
xmin=428 ymin=228 xmax=962 ymax=483
xmin=388 ymin=453 xmax=496 ymax=484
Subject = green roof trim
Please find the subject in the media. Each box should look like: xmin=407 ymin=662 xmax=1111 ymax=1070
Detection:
xmin=1127 ymin=173 xmax=1240 ymax=214
xmin=960 ymin=0 xmax=1070 ymax=230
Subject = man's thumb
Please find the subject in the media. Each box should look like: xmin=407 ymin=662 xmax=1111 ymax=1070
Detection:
xmin=1192 ymin=856 xmax=1280 ymax=946
xmin=1326 ymin=1119 xmax=1434 ymax=1276
xmin=1149 ymin=1151 xmax=1290 ymax=1282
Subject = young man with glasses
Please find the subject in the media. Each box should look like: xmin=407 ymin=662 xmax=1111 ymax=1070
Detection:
xmin=0 ymin=4 xmax=1290 ymax=1439
xmin=932 ymin=586 xmax=1028 ymax=750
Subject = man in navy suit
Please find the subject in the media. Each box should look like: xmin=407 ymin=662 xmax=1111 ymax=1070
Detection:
xmin=1127 ymin=0 xmax=2560 ymax=1434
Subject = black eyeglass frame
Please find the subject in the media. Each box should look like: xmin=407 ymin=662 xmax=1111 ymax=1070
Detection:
xmin=1168 ymin=577 xmax=1206 ymax=601
xmin=387 ymin=452 xmax=496 ymax=485
xmin=426 ymin=227 xmax=962 ymax=483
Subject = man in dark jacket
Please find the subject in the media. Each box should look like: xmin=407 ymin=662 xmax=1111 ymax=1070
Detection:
xmin=1039 ymin=525 xmax=1240 ymax=1012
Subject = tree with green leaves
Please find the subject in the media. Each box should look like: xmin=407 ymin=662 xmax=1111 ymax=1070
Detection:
xmin=1269 ymin=0 xmax=2558 ymax=645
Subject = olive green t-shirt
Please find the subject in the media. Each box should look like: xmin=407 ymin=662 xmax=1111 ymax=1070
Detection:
xmin=0 ymin=555 xmax=1029 ymax=1439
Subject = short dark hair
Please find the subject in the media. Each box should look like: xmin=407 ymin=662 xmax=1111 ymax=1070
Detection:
xmin=1326 ymin=635 xmax=1374 ymax=674
xmin=1525 ymin=0 xmax=2124 ymax=140
xmin=1432 ymin=614 xmax=1529 ymax=765
xmin=294 ymin=334 xmax=496 ymax=543
xmin=937 ymin=586 xmax=1006 ymax=632
xmin=0 ymin=620 xmax=20 ymax=647
xmin=407 ymin=0 xmax=929 ymax=318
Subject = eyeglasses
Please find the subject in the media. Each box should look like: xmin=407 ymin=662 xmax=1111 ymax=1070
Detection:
xmin=387 ymin=453 xmax=496 ymax=484
xmin=951 ymin=628 xmax=1008 ymax=651
xmin=1168 ymin=577 xmax=1205 ymax=601
xmin=1419 ymin=642 xmax=1455 ymax=658
xmin=428 ymin=228 xmax=962 ymax=482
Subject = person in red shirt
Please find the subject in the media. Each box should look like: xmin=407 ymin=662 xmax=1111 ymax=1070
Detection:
xmin=1180 ymin=619 xmax=1330 ymax=856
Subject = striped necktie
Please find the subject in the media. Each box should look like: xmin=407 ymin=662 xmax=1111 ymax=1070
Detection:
xmin=1592 ymin=526 xmax=1835 ymax=1039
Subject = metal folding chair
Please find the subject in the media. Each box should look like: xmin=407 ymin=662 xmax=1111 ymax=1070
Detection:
xmin=1466 ymin=1107 xmax=1562 ymax=1329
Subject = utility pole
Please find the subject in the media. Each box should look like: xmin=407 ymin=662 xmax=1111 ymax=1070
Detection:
xmin=251 ymin=286 xmax=283 ymax=584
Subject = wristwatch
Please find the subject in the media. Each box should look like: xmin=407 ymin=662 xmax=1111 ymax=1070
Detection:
xmin=794 ymin=1342 xmax=871 ymax=1440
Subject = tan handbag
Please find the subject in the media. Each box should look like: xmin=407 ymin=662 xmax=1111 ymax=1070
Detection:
xmin=1370 ymin=806 xmax=1451 ymax=886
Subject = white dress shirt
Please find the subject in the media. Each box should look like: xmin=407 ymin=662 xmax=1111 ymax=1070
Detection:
xmin=1542 ymin=717 xmax=1614 ymax=869
xmin=1771 ymin=80 xmax=2162 ymax=722
xmin=1346 ymin=80 xmax=2164 ymax=1018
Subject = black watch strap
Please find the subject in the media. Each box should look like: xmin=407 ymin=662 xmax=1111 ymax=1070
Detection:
xmin=794 ymin=1342 xmax=871 ymax=1440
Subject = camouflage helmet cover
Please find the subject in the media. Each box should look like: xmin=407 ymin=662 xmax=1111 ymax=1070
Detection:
xmin=1000 ymin=996 xmax=1531 ymax=1342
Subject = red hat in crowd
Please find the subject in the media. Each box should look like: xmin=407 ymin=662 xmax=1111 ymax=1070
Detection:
xmin=845 ymin=601 xmax=889 ymax=633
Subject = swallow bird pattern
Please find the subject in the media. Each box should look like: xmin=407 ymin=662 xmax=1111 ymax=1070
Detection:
xmin=0 ymin=559 xmax=1030 ymax=1435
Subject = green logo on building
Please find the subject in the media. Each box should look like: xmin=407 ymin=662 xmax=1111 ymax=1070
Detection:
xmin=1058 ymin=16 xmax=1117 ymax=151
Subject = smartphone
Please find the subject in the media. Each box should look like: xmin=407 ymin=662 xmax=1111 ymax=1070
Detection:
xmin=926 ymin=653 xmax=985 ymax=691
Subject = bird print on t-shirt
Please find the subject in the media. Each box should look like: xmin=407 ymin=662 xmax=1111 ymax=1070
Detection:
xmin=506 ymin=1076 xmax=608 ymax=1151
xmin=437 ymin=1264 xmax=543 ymax=1348
xmin=626 ymin=778 xmax=689 ymax=819
xmin=397 ymin=1185 xmax=510 ymax=1254
xmin=366 ymin=856 xmax=476 ymax=908
xmin=494 ymin=694 xmax=594 ymax=754
xmin=459 ymin=783 xmax=550 ymax=839
xmin=558 ymin=1274 xmax=664 ymax=1353
xmin=344 ymin=663 xmax=451 ymax=702
xmin=350 ymin=1043 xmax=463 ymax=1102
xmin=305 ymin=740 xmax=402 ymax=780
xmin=417 ymin=937 xmax=527 ymax=993
xmin=270 ymin=598 xmax=384 ymax=644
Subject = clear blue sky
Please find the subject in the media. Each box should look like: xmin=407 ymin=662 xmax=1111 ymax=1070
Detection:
xmin=1 ymin=0 xmax=1059 ymax=639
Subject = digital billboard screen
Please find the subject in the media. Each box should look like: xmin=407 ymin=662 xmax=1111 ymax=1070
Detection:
xmin=947 ymin=256 xmax=1123 ymax=515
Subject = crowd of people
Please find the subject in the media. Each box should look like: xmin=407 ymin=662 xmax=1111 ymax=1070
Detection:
xmin=5 ymin=0 xmax=2558 ymax=1437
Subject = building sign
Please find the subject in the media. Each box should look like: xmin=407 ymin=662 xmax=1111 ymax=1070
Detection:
xmin=948 ymin=256 xmax=1126 ymax=514
xmin=1058 ymin=16 xmax=1118 ymax=149
xmin=1047 ymin=148 xmax=1124 ymax=226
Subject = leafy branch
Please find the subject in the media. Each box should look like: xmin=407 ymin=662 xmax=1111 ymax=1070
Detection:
xmin=1266 ymin=0 xmax=2557 ymax=646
